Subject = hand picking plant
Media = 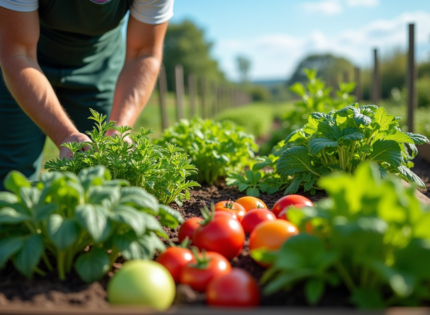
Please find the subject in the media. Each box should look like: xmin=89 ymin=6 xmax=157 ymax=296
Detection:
xmin=156 ymin=117 xmax=258 ymax=185
xmin=44 ymin=109 xmax=199 ymax=205
xmin=276 ymin=103 xmax=428 ymax=194
xmin=0 ymin=166 xmax=183 ymax=283
xmin=252 ymin=162 xmax=430 ymax=308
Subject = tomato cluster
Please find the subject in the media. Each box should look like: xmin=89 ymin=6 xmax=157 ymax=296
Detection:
xmin=157 ymin=194 xmax=313 ymax=308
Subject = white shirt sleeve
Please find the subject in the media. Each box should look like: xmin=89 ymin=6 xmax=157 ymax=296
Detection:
xmin=0 ymin=0 xmax=38 ymax=12
xmin=130 ymin=0 xmax=174 ymax=25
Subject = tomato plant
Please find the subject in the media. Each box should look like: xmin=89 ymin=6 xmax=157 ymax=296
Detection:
xmin=156 ymin=241 xmax=195 ymax=283
xmin=178 ymin=217 xmax=203 ymax=243
xmin=215 ymin=201 xmax=246 ymax=221
xmin=180 ymin=250 xmax=231 ymax=292
xmin=235 ymin=196 xmax=267 ymax=212
xmin=249 ymin=220 xmax=299 ymax=253
xmin=272 ymin=195 xmax=313 ymax=217
xmin=241 ymin=209 xmax=276 ymax=234
xmin=193 ymin=209 xmax=245 ymax=260
xmin=206 ymin=268 xmax=261 ymax=307
xmin=108 ymin=260 xmax=175 ymax=310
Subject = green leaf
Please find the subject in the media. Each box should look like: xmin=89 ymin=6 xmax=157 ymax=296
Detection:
xmin=35 ymin=204 xmax=58 ymax=222
xmin=158 ymin=204 xmax=184 ymax=228
xmin=0 ymin=236 xmax=24 ymax=268
xmin=404 ymin=132 xmax=429 ymax=145
xmin=250 ymin=248 xmax=278 ymax=265
xmin=309 ymin=137 xmax=338 ymax=155
xmin=246 ymin=187 xmax=260 ymax=197
xmin=340 ymin=127 xmax=364 ymax=141
xmin=120 ymin=187 xmax=159 ymax=213
xmin=19 ymin=187 xmax=41 ymax=211
xmin=113 ymin=231 xmax=165 ymax=260
xmin=47 ymin=214 xmax=80 ymax=251
xmin=369 ymin=140 xmax=401 ymax=167
xmin=111 ymin=205 xmax=146 ymax=236
xmin=289 ymin=82 xmax=306 ymax=97
xmin=374 ymin=107 xmax=394 ymax=131
xmin=0 ymin=207 xmax=30 ymax=224
xmin=397 ymin=166 xmax=426 ymax=188
xmin=12 ymin=234 xmax=43 ymax=278
xmin=4 ymin=171 xmax=30 ymax=195
xmin=277 ymin=146 xmax=317 ymax=177
xmin=75 ymin=248 xmax=109 ymax=283
xmin=284 ymin=177 xmax=302 ymax=194
xmin=0 ymin=192 xmax=18 ymax=208
xmin=305 ymin=278 xmax=324 ymax=305
xmin=75 ymin=205 xmax=110 ymax=243
xmin=350 ymin=288 xmax=385 ymax=309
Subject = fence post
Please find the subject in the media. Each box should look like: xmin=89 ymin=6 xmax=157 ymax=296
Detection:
xmin=407 ymin=23 xmax=416 ymax=133
xmin=372 ymin=48 xmax=380 ymax=104
xmin=188 ymin=74 xmax=196 ymax=118
xmin=212 ymin=82 xmax=218 ymax=117
xmin=158 ymin=65 xmax=168 ymax=130
xmin=174 ymin=65 xmax=184 ymax=121
xmin=343 ymin=71 xmax=349 ymax=83
xmin=200 ymin=77 xmax=206 ymax=119
xmin=354 ymin=67 xmax=361 ymax=102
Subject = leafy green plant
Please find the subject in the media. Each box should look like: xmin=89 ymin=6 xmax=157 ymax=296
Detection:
xmin=45 ymin=109 xmax=199 ymax=205
xmin=261 ymin=69 xmax=355 ymax=155
xmin=252 ymin=162 xmax=430 ymax=308
xmin=0 ymin=166 xmax=183 ymax=283
xmin=277 ymin=103 xmax=428 ymax=194
xmin=156 ymin=117 xmax=258 ymax=185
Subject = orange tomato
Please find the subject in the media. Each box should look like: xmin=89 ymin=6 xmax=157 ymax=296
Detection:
xmin=215 ymin=201 xmax=246 ymax=221
xmin=235 ymin=196 xmax=267 ymax=213
xmin=249 ymin=220 xmax=299 ymax=253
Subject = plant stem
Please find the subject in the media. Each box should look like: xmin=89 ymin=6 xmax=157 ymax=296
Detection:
xmin=109 ymin=248 xmax=120 ymax=268
xmin=335 ymin=262 xmax=356 ymax=292
xmin=34 ymin=266 xmax=46 ymax=277
xmin=57 ymin=251 xmax=66 ymax=281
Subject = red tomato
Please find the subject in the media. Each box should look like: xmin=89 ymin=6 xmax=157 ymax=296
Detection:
xmin=193 ymin=215 xmax=245 ymax=260
xmin=215 ymin=201 xmax=246 ymax=221
xmin=206 ymin=268 xmax=261 ymax=307
xmin=249 ymin=220 xmax=299 ymax=265
xmin=214 ymin=208 xmax=239 ymax=221
xmin=272 ymin=195 xmax=313 ymax=217
xmin=178 ymin=217 xmax=203 ymax=243
xmin=236 ymin=196 xmax=268 ymax=212
xmin=277 ymin=205 xmax=306 ymax=221
xmin=156 ymin=247 xmax=195 ymax=283
xmin=180 ymin=251 xmax=231 ymax=292
xmin=241 ymin=209 xmax=276 ymax=234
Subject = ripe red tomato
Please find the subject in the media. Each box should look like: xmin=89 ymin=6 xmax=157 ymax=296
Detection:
xmin=193 ymin=215 xmax=245 ymax=260
xmin=178 ymin=217 xmax=203 ymax=243
xmin=241 ymin=209 xmax=276 ymax=234
xmin=214 ymin=208 xmax=239 ymax=221
xmin=272 ymin=195 xmax=313 ymax=217
xmin=236 ymin=196 xmax=268 ymax=212
xmin=156 ymin=247 xmax=195 ymax=283
xmin=215 ymin=201 xmax=246 ymax=221
xmin=249 ymin=220 xmax=299 ymax=253
xmin=180 ymin=251 xmax=231 ymax=292
xmin=206 ymin=268 xmax=261 ymax=307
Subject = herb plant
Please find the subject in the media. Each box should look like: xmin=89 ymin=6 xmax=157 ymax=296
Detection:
xmin=156 ymin=117 xmax=258 ymax=185
xmin=0 ymin=166 xmax=183 ymax=283
xmin=45 ymin=110 xmax=199 ymax=205
xmin=252 ymin=162 xmax=430 ymax=308
xmin=277 ymin=103 xmax=428 ymax=194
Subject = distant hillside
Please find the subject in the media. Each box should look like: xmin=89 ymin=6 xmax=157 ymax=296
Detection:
xmin=251 ymin=79 xmax=286 ymax=88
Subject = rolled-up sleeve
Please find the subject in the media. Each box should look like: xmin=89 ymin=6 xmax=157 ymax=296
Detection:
xmin=0 ymin=0 xmax=38 ymax=11
xmin=130 ymin=0 xmax=174 ymax=25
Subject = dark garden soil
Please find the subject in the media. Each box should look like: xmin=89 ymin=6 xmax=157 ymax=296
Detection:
xmin=0 ymin=159 xmax=429 ymax=310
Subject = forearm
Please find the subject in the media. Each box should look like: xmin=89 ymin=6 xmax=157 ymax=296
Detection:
xmin=1 ymin=56 xmax=78 ymax=147
xmin=109 ymin=55 xmax=161 ymax=127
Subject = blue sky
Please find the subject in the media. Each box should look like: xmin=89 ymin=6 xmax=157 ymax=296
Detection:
xmin=170 ymin=0 xmax=430 ymax=81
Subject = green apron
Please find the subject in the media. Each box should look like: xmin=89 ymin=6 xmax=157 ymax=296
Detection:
xmin=0 ymin=0 xmax=133 ymax=190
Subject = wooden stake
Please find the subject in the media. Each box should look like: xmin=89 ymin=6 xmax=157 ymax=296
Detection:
xmin=407 ymin=23 xmax=416 ymax=132
xmin=174 ymin=65 xmax=184 ymax=121
xmin=157 ymin=65 xmax=168 ymax=130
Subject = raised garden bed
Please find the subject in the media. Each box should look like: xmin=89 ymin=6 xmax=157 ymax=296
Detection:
xmin=1 ymin=158 xmax=429 ymax=314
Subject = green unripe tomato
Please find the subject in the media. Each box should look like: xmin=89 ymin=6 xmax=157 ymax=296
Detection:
xmin=108 ymin=260 xmax=175 ymax=311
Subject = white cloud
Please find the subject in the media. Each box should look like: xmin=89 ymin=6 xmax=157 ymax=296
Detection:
xmin=302 ymin=0 xmax=343 ymax=15
xmin=346 ymin=0 xmax=379 ymax=7
xmin=215 ymin=11 xmax=430 ymax=81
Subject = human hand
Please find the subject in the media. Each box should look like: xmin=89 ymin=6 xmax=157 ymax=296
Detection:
xmin=59 ymin=132 xmax=92 ymax=159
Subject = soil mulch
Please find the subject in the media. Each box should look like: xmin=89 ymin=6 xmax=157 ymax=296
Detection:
xmin=0 ymin=159 xmax=429 ymax=309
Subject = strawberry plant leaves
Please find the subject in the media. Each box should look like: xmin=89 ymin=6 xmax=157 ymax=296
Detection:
xmin=374 ymin=107 xmax=394 ymax=131
xmin=0 ymin=236 xmax=24 ymax=268
xmin=75 ymin=248 xmax=109 ymax=284
xmin=277 ymin=146 xmax=317 ymax=177
xmin=309 ymin=137 xmax=338 ymax=155
xmin=340 ymin=127 xmax=364 ymax=141
xmin=397 ymin=166 xmax=426 ymax=188
xmin=404 ymin=132 xmax=429 ymax=145
xmin=47 ymin=214 xmax=80 ymax=251
xmin=284 ymin=177 xmax=303 ymax=195
xmin=369 ymin=140 xmax=402 ymax=167
xmin=12 ymin=234 xmax=43 ymax=278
